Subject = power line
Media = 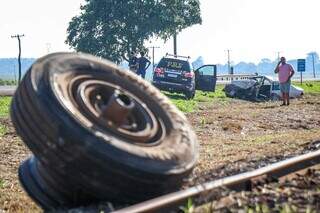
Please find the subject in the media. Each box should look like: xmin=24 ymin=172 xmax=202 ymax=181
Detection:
xmin=11 ymin=34 xmax=25 ymax=84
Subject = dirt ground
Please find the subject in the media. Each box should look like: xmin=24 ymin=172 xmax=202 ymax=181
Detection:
xmin=0 ymin=94 xmax=320 ymax=212
xmin=0 ymin=119 xmax=39 ymax=212
xmin=189 ymin=94 xmax=320 ymax=180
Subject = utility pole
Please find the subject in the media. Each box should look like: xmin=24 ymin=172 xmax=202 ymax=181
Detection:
xmin=11 ymin=34 xmax=25 ymax=84
xmin=312 ymin=53 xmax=316 ymax=78
xmin=148 ymin=46 xmax=160 ymax=71
xmin=173 ymin=34 xmax=177 ymax=56
xmin=226 ymin=49 xmax=231 ymax=74
xmin=276 ymin=51 xmax=282 ymax=61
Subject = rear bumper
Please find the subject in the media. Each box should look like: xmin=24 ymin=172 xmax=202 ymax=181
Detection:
xmin=152 ymin=81 xmax=194 ymax=93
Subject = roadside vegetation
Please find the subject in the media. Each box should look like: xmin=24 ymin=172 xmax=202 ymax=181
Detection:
xmin=0 ymin=79 xmax=17 ymax=86
xmin=0 ymin=124 xmax=8 ymax=137
xmin=167 ymin=81 xmax=320 ymax=113
xmin=293 ymin=81 xmax=320 ymax=94
xmin=0 ymin=97 xmax=11 ymax=117
xmin=0 ymin=178 xmax=4 ymax=189
xmin=166 ymin=85 xmax=228 ymax=113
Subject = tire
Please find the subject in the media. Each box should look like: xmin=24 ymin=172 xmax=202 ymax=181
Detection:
xmin=11 ymin=52 xmax=198 ymax=210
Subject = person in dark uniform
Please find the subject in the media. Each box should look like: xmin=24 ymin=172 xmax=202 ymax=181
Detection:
xmin=137 ymin=51 xmax=151 ymax=79
xmin=128 ymin=51 xmax=138 ymax=73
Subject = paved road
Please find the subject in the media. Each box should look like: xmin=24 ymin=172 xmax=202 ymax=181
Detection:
xmin=0 ymin=86 xmax=16 ymax=96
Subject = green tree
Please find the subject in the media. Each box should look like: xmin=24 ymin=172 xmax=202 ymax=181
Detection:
xmin=66 ymin=0 xmax=202 ymax=63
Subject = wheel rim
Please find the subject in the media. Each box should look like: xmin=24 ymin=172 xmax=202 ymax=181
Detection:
xmin=55 ymin=74 xmax=166 ymax=146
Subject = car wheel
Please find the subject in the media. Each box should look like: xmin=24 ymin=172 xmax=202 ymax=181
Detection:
xmin=11 ymin=52 xmax=198 ymax=210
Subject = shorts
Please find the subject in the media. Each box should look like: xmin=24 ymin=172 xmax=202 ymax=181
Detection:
xmin=280 ymin=81 xmax=291 ymax=93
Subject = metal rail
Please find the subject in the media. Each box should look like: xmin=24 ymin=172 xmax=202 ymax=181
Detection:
xmin=216 ymin=74 xmax=257 ymax=82
xmin=113 ymin=149 xmax=320 ymax=213
xmin=216 ymin=74 xmax=257 ymax=78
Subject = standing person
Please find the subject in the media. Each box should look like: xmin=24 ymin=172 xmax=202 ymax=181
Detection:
xmin=274 ymin=56 xmax=295 ymax=106
xmin=137 ymin=51 xmax=151 ymax=79
xmin=128 ymin=51 xmax=138 ymax=73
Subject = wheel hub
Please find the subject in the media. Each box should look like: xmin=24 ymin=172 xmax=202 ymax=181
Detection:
xmin=67 ymin=78 xmax=164 ymax=145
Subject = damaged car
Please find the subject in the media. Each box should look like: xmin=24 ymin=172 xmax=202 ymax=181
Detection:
xmin=224 ymin=75 xmax=304 ymax=101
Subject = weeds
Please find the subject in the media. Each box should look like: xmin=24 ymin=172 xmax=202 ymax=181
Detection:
xmin=170 ymin=98 xmax=198 ymax=113
xmin=166 ymin=85 xmax=229 ymax=113
xmin=0 ymin=179 xmax=4 ymax=189
xmin=0 ymin=97 xmax=11 ymax=117
xmin=293 ymin=81 xmax=320 ymax=94
xmin=200 ymin=117 xmax=206 ymax=126
xmin=0 ymin=124 xmax=7 ymax=137
xmin=181 ymin=198 xmax=194 ymax=213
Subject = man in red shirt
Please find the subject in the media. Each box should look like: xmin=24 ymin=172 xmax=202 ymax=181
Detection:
xmin=274 ymin=57 xmax=295 ymax=106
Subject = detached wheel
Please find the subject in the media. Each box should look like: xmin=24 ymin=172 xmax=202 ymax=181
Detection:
xmin=11 ymin=52 xmax=198 ymax=210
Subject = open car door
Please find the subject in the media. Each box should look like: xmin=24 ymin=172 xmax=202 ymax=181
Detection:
xmin=195 ymin=65 xmax=217 ymax=92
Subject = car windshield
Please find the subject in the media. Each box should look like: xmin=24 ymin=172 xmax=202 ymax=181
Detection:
xmin=157 ymin=58 xmax=191 ymax=71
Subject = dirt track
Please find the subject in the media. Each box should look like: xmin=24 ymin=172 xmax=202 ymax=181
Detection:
xmin=0 ymin=94 xmax=320 ymax=212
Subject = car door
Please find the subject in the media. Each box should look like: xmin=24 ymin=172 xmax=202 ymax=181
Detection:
xmin=258 ymin=77 xmax=272 ymax=98
xmin=195 ymin=65 xmax=217 ymax=92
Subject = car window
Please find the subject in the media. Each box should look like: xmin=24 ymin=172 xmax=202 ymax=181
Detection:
xmin=197 ymin=66 xmax=214 ymax=75
xmin=272 ymin=82 xmax=280 ymax=90
xmin=157 ymin=58 xmax=191 ymax=71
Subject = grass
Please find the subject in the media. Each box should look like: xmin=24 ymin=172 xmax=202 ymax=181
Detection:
xmin=0 ymin=79 xmax=17 ymax=86
xmin=293 ymin=81 xmax=320 ymax=94
xmin=181 ymin=198 xmax=194 ymax=213
xmin=0 ymin=124 xmax=8 ymax=137
xmin=0 ymin=179 xmax=4 ymax=189
xmin=166 ymin=85 xmax=228 ymax=113
xmin=0 ymin=97 xmax=11 ymax=117
xmin=167 ymin=81 xmax=320 ymax=113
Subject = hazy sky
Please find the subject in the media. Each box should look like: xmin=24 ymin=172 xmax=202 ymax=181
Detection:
xmin=1 ymin=0 xmax=319 ymax=64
